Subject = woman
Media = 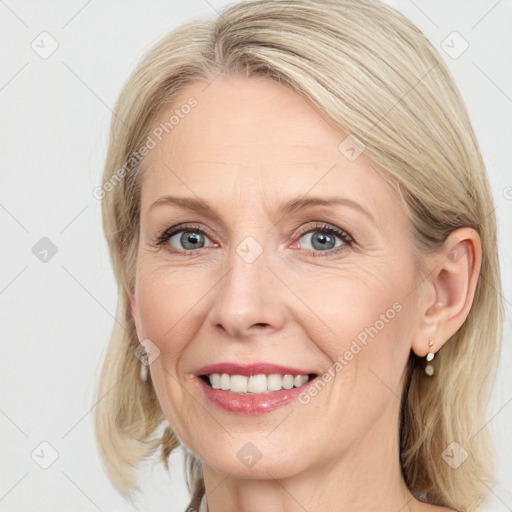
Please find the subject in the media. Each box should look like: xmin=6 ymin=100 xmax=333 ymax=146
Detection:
xmin=95 ymin=0 xmax=505 ymax=510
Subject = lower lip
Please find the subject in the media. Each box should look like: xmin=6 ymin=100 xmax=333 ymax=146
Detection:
xmin=196 ymin=376 xmax=316 ymax=415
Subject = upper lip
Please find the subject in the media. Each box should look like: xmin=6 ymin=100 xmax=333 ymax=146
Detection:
xmin=195 ymin=362 xmax=317 ymax=377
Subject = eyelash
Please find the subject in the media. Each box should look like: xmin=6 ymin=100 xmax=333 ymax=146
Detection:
xmin=155 ymin=222 xmax=354 ymax=258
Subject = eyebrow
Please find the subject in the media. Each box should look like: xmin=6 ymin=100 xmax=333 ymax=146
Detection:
xmin=149 ymin=195 xmax=375 ymax=223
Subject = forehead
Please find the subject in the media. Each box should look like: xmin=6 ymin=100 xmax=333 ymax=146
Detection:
xmin=139 ymin=75 xmax=400 ymax=220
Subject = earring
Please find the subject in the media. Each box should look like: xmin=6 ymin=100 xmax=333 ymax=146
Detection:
xmin=425 ymin=338 xmax=435 ymax=376
xmin=140 ymin=346 xmax=149 ymax=382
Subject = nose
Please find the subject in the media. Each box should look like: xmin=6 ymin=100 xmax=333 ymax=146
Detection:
xmin=207 ymin=247 xmax=286 ymax=340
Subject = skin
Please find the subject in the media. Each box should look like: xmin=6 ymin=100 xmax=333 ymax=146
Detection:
xmin=130 ymin=75 xmax=481 ymax=512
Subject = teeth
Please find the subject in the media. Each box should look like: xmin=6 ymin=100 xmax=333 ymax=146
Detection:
xmin=210 ymin=373 xmax=220 ymax=389
xmin=207 ymin=373 xmax=311 ymax=394
xmin=293 ymin=375 xmax=305 ymax=387
xmin=230 ymin=374 xmax=247 ymax=393
xmin=220 ymin=373 xmax=230 ymax=390
xmin=248 ymin=374 xmax=267 ymax=393
xmin=282 ymin=375 xmax=294 ymax=389
xmin=267 ymin=374 xmax=283 ymax=391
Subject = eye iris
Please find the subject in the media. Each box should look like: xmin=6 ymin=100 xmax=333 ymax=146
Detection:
xmin=181 ymin=231 xmax=204 ymax=250
xmin=311 ymin=231 xmax=335 ymax=250
xmin=169 ymin=228 xmax=343 ymax=252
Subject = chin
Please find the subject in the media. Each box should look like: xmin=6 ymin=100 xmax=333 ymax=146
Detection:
xmin=197 ymin=436 xmax=310 ymax=480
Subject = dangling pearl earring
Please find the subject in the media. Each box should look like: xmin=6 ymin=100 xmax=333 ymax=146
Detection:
xmin=425 ymin=338 xmax=435 ymax=376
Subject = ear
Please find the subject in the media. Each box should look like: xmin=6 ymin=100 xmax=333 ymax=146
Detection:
xmin=411 ymin=227 xmax=482 ymax=357
xmin=129 ymin=288 xmax=144 ymax=342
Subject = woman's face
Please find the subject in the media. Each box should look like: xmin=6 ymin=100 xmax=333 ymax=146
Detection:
xmin=131 ymin=75 xmax=425 ymax=479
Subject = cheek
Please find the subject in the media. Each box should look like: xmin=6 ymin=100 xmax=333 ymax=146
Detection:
xmin=135 ymin=267 xmax=207 ymax=437
xmin=292 ymin=263 xmax=415 ymax=391
xmin=136 ymin=265 xmax=211 ymax=355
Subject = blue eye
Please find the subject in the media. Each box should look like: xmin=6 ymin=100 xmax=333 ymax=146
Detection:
xmin=299 ymin=230 xmax=341 ymax=251
xmin=157 ymin=225 xmax=215 ymax=252
xmin=170 ymin=231 xmax=206 ymax=250
xmin=156 ymin=222 xmax=354 ymax=257
xmin=295 ymin=223 xmax=353 ymax=257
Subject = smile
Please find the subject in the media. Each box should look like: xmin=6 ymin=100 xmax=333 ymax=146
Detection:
xmin=195 ymin=362 xmax=320 ymax=414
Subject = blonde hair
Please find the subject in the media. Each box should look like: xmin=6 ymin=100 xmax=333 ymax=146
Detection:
xmin=95 ymin=0 xmax=504 ymax=510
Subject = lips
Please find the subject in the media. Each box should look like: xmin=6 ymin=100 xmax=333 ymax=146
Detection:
xmin=194 ymin=362 xmax=319 ymax=415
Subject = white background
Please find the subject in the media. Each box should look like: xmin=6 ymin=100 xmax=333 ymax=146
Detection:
xmin=1 ymin=1 xmax=511 ymax=510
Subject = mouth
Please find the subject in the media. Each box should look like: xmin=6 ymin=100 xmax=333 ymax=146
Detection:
xmin=198 ymin=372 xmax=318 ymax=395
xmin=194 ymin=362 xmax=320 ymax=414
